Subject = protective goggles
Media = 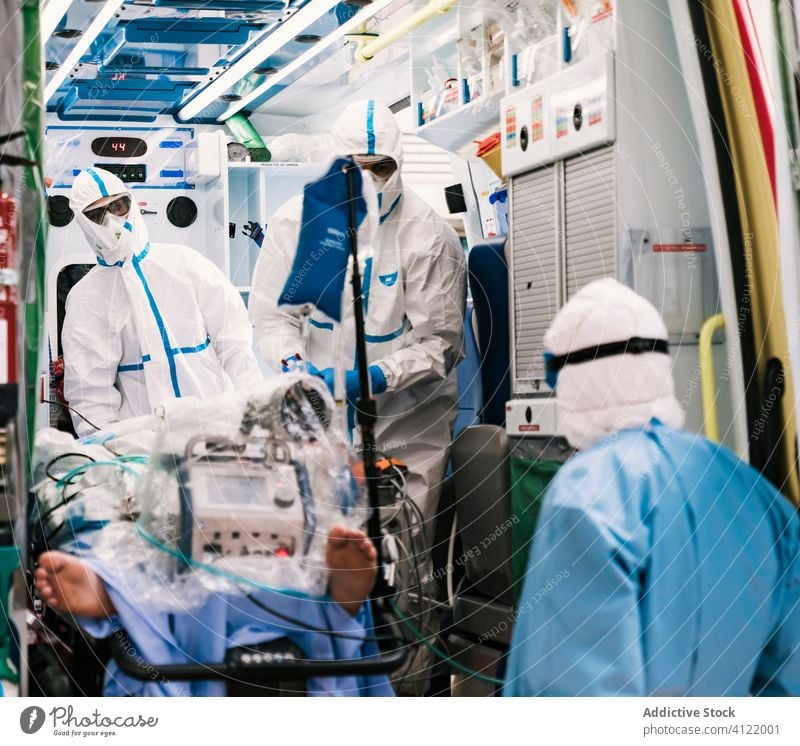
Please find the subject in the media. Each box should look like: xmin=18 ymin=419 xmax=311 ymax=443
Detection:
xmin=544 ymin=337 xmax=669 ymax=390
xmin=82 ymin=194 xmax=131 ymax=225
xmin=353 ymin=155 xmax=397 ymax=179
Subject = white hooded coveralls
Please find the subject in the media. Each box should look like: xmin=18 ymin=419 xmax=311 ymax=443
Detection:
xmin=63 ymin=167 xmax=261 ymax=436
xmin=249 ymin=101 xmax=467 ymax=521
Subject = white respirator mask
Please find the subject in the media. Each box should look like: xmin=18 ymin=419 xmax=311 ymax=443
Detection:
xmin=77 ymin=192 xmax=148 ymax=266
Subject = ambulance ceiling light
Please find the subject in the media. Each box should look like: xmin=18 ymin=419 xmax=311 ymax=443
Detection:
xmin=218 ymin=0 xmax=395 ymax=121
xmin=44 ymin=0 xmax=125 ymax=103
xmin=176 ymin=0 xmax=340 ymax=122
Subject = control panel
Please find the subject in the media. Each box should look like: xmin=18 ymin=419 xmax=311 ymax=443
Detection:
xmin=94 ymin=163 xmax=147 ymax=183
xmin=46 ymin=126 xmax=194 ymax=189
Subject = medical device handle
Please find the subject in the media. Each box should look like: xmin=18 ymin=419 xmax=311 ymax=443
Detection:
xmin=108 ymin=630 xmax=408 ymax=682
xmin=698 ymin=313 xmax=725 ymax=442
xmin=343 ymin=162 xmax=388 ymax=603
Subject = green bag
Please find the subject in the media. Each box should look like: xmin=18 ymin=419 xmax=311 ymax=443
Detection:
xmin=509 ymin=458 xmax=562 ymax=606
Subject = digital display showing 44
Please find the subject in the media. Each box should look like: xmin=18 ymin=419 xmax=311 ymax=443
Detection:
xmin=90 ymin=136 xmax=148 ymax=158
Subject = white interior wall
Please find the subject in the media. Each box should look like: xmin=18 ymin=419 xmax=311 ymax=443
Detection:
xmin=615 ymin=0 xmax=736 ymax=447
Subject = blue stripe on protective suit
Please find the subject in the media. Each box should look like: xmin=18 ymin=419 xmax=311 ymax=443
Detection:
xmin=65 ymin=529 xmax=394 ymax=697
xmin=309 ymin=318 xmax=334 ymax=331
xmin=174 ymin=336 xmax=211 ymax=355
xmin=366 ymin=100 xmax=375 ymax=155
xmin=365 ymin=319 xmax=407 ymax=344
xmin=97 ymin=240 xmax=149 ymax=268
xmin=379 ymin=195 xmax=401 ymax=224
xmin=132 ymin=251 xmax=182 ymax=398
xmin=86 ymin=168 xmax=109 ymax=197
xmin=117 ymin=337 xmax=209 ymax=374
xmin=97 ymin=256 xmax=124 ymax=268
xmin=361 ymin=257 xmax=373 ymax=315
xmin=118 ymin=355 xmax=152 ymax=373
xmin=278 ymin=158 xmax=367 ymax=323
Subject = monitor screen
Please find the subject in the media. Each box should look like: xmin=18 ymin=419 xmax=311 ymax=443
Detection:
xmin=202 ymin=474 xmax=267 ymax=506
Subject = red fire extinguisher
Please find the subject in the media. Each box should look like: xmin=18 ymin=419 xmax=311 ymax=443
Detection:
xmin=0 ymin=192 xmax=18 ymax=389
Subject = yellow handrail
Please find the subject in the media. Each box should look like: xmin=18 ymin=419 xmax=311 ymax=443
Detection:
xmin=699 ymin=313 xmax=725 ymax=442
xmin=355 ymin=0 xmax=455 ymax=62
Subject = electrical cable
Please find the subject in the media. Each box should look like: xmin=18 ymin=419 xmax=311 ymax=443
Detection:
xmin=393 ymin=527 xmax=432 ymax=644
xmin=379 ymin=478 xmax=407 ymax=526
xmin=41 ymin=398 xmax=101 ymax=432
xmin=44 ymin=452 xmax=95 ymax=482
xmin=40 ymin=485 xmax=85 ymax=522
xmin=45 ymin=520 xmax=66 ymax=546
xmin=389 ymin=600 xmax=504 ymax=687
xmin=38 ymin=456 xmax=148 ymax=527
xmin=446 ymin=513 xmax=457 ymax=607
xmin=401 ymin=500 xmax=432 ymax=633
xmin=371 ymin=457 xmax=434 ymax=634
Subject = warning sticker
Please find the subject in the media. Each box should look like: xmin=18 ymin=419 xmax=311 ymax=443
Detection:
xmin=505 ymin=106 xmax=517 ymax=147
xmin=518 ymin=423 xmax=541 ymax=433
xmin=555 ymin=106 xmax=570 ymax=139
xmin=532 ymin=95 xmax=544 ymax=143
xmin=587 ymin=94 xmax=603 ymax=126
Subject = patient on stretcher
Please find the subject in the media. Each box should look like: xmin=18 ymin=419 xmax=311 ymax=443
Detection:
xmin=30 ymin=377 xmax=395 ymax=696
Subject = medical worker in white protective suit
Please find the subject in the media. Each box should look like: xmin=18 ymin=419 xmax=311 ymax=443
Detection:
xmin=250 ymin=100 xmax=467 ymax=524
xmin=504 ymin=278 xmax=800 ymax=696
xmin=62 ymin=167 xmax=262 ymax=437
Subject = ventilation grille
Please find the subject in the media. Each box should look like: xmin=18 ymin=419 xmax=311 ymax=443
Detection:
xmin=510 ymin=165 xmax=559 ymax=390
xmin=401 ymin=132 xmax=455 ymax=217
xmin=564 ymin=146 xmax=616 ymax=299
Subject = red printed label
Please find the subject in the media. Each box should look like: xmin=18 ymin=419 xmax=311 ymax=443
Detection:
xmin=519 ymin=423 xmax=541 ymax=432
xmin=652 ymin=243 xmax=707 ymax=253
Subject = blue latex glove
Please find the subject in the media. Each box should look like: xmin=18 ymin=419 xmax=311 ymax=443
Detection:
xmin=242 ymin=220 xmax=264 ymax=248
xmin=307 ymin=364 xmax=335 ymax=395
xmin=345 ymin=365 xmax=387 ymax=400
xmin=309 ymin=365 xmax=387 ymax=400
xmin=369 ymin=364 xmax=388 ymax=395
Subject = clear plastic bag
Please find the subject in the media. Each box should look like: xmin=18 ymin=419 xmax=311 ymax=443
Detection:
xmin=129 ymin=375 xmax=366 ymax=603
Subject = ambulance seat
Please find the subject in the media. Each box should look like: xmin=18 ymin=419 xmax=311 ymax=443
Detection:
xmin=468 ymin=238 xmax=510 ymax=427
xmin=453 ymin=300 xmax=482 ymax=438
xmin=446 ymin=424 xmax=513 ymax=695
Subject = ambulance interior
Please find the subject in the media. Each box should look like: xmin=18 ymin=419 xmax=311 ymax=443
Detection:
xmin=4 ymin=0 xmax=800 ymax=696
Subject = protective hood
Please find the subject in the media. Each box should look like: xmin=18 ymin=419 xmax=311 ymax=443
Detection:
xmin=328 ymin=99 xmax=403 ymax=222
xmin=70 ymin=167 xmax=149 ymax=266
xmin=544 ymin=278 xmax=685 ymax=450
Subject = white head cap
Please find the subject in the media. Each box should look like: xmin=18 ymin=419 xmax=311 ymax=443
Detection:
xmin=328 ymin=99 xmax=403 ymax=220
xmin=544 ymin=278 xmax=685 ymax=450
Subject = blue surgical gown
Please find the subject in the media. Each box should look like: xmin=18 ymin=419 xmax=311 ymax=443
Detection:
xmin=63 ymin=531 xmax=394 ymax=697
xmin=503 ymin=420 xmax=800 ymax=696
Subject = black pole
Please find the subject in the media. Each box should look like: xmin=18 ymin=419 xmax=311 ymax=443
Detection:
xmin=343 ymin=162 xmax=389 ymax=605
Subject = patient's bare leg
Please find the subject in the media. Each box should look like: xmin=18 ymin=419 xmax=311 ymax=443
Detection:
xmin=326 ymin=526 xmax=377 ymax=616
xmin=34 ymin=551 xmax=116 ymax=618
